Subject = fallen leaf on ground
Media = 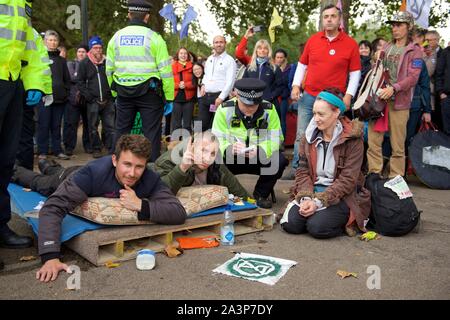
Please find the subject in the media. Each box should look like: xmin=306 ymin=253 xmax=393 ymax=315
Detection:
xmin=19 ymin=255 xmax=37 ymax=262
xmin=337 ymin=270 xmax=358 ymax=279
xmin=282 ymin=189 xmax=291 ymax=194
xmin=165 ymin=244 xmax=183 ymax=258
xmin=247 ymin=198 xmax=256 ymax=204
xmin=65 ymin=287 xmax=77 ymax=291
xmin=359 ymin=231 xmax=381 ymax=242
xmin=105 ymin=261 xmax=120 ymax=268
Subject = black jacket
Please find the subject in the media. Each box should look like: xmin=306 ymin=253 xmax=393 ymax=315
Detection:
xmin=243 ymin=62 xmax=283 ymax=103
xmin=76 ymin=57 xmax=112 ymax=103
xmin=48 ymin=50 xmax=71 ymax=104
xmin=38 ymin=156 xmax=187 ymax=264
xmin=355 ymin=55 xmax=372 ymax=98
xmin=436 ymin=46 xmax=450 ymax=95
xmin=67 ymin=60 xmax=83 ymax=106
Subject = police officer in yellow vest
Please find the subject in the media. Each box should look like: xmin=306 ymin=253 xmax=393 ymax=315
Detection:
xmin=17 ymin=27 xmax=53 ymax=170
xmin=106 ymin=0 xmax=174 ymax=162
xmin=212 ymin=79 xmax=288 ymax=208
xmin=0 ymin=0 xmax=52 ymax=269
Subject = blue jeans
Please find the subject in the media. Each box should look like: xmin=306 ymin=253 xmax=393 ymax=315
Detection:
xmin=280 ymin=98 xmax=289 ymax=138
xmin=292 ymin=92 xmax=316 ymax=169
xmin=37 ymin=102 xmax=66 ymax=155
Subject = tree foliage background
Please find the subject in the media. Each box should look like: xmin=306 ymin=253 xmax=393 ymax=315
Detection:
xmin=32 ymin=0 xmax=449 ymax=62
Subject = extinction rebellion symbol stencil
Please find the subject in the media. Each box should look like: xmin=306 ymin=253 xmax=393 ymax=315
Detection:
xmin=213 ymin=253 xmax=297 ymax=285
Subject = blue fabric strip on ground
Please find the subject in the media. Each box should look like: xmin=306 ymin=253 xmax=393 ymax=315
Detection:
xmin=8 ymin=183 xmax=258 ymax=243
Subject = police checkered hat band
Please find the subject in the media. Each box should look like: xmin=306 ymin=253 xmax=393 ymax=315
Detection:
xmin=129 ymin=6 xmax=151 ymax=12
xmin=235 ymin=89 xmax=264 ymax=100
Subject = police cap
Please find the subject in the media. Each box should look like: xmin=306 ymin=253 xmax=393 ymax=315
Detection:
xmin=234 ymin=78 xmax=267 ymax=105
xmin=128 ymin=0 xmax=153 ymax=13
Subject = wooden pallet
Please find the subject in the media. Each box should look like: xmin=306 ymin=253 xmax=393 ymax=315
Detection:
xmin=65 ymin=208 xmax=275 ymax=266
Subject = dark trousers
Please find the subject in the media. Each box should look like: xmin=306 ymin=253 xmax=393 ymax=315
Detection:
xmin=280 ymin=98 xmax=289 ymax=138
xmin=406 ymin=109 xmax=422 ymax=146
xmin=171 ymin=101 xmax=194 ymax=134
xmin=163 ymin=114 xmax=171 ymax=136
xmin=198 ymin=92 xmax=220 ymax=132
xmin=63 ymin=103 xmax=91 ymax=153
xmin=115 ymin=90 xmax=163 ymax=162
xmin=281 ymin=201 xmax=350 ymax=239
xmin=225 ymin=152 xmax=288 ymax=198
xmin=87 ymin=101 xmax=115 ymax=153
xmin=16 ymin=105 xmax=36 ymax=170
xmin=432 ymin=96 xmax=443 ymax=131
xmin=12 ymin=163 xmax=80 ymax=197
xmin=0 ymin=79 xmax=24 ymax=227
xmin=441 ymin=96 xmax=450 ymax=135
xmin=37 ymin=102 xmax=66 ymax=155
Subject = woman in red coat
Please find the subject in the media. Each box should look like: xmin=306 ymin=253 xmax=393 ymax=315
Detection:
xmin=171 ymin=47 xmax=196 ymax=135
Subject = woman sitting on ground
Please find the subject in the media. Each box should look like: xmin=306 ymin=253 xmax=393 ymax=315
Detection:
xmin=280 ymin=88 xmax=370 ymax=238
xmin=154 ymin=131 xmax=250 ymax=199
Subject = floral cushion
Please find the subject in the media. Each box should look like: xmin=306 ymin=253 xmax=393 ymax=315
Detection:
xmin=176 ymin=185 xmax=229 ymax=216
xmin=71 ymin=198 xmax=152 ymax=225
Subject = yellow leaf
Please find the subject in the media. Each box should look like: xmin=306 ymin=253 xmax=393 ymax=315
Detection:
xmin=19 ymin=256 xmax=37 ymax=262
xmin=165 ymin=244 xmax=182 ymax=258
xmin=247 ymin=197 xmax=256 ymax=204
xmin=337 ymin=270 xmax=358 ymax=279
xmin=282 ymin=189 xmax=291 ymax=194
xmin=105 ymin=261 xmax=120 ymax=268
xmin=359 ymin=231 xmax=381 ymax=242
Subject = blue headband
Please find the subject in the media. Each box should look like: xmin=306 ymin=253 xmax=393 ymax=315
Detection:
xmin=317 ymin=91 xmax=346 ymax=114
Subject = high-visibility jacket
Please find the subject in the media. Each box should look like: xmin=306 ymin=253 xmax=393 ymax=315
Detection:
xmin=0 ymin=0 xmax=52 ymax=93
xmin=21 ymin=28 xmax=52 ymax=94
xmin=106 ymin=24 xmax=174 ymax=101
xmin=211 ymin=98 xmax=283 ymax=159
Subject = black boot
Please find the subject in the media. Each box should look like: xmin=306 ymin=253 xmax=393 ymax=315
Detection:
xmin=38 ymin=159 xmax=60 ymax=175
xmin=253 ymin=191 xmax=273 ymax=209
xmin=10 ymin=165 xmax=38 ymax=188
xmin=0 ymin=225 xmax=33 ymax=249
xmin=0 ymin=258 xmax=4 ymax=271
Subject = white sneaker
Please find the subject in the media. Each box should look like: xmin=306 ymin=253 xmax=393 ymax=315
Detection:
xmin=56 ymin=153 xmax=70 ymax=160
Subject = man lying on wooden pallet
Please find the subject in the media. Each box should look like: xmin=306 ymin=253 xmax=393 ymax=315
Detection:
xmin=33 ymin=134 xmax=186 ymax=282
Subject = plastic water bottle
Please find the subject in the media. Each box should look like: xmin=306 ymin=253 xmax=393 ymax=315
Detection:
xmin=221 ymin=206 xmax=235 ymax=246
xmin=136 ymin=249 xmax=156 ymax=270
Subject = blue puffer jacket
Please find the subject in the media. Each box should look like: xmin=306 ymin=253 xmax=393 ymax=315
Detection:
xmin=410 ymin=59 xmax=431 ymax=113
xmin=243 ymin=61 xmax=283 ymax=103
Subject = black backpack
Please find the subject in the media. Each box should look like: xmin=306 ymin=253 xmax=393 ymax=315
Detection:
xmin=365 ymin=174 xmax=420 ymax=236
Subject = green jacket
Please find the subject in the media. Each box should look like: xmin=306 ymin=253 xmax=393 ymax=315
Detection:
xmin=154 ymin=141 xmax=250 ymax=199
xmin=106 ymin=22 xmax=174 ymax=100
xmin=211 ymin=98 xmax=283 ymax=159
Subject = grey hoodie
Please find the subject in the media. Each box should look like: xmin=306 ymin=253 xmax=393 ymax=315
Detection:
xmin=304 ymin=118 xmax=343 ymax=188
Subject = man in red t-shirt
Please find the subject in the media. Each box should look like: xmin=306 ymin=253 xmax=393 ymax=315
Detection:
xmin=282 ymin=4 xmax=361 ymax=180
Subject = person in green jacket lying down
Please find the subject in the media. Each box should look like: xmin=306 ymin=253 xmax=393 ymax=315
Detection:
xmin=154 ymin=130 xmax=250 ymax=199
